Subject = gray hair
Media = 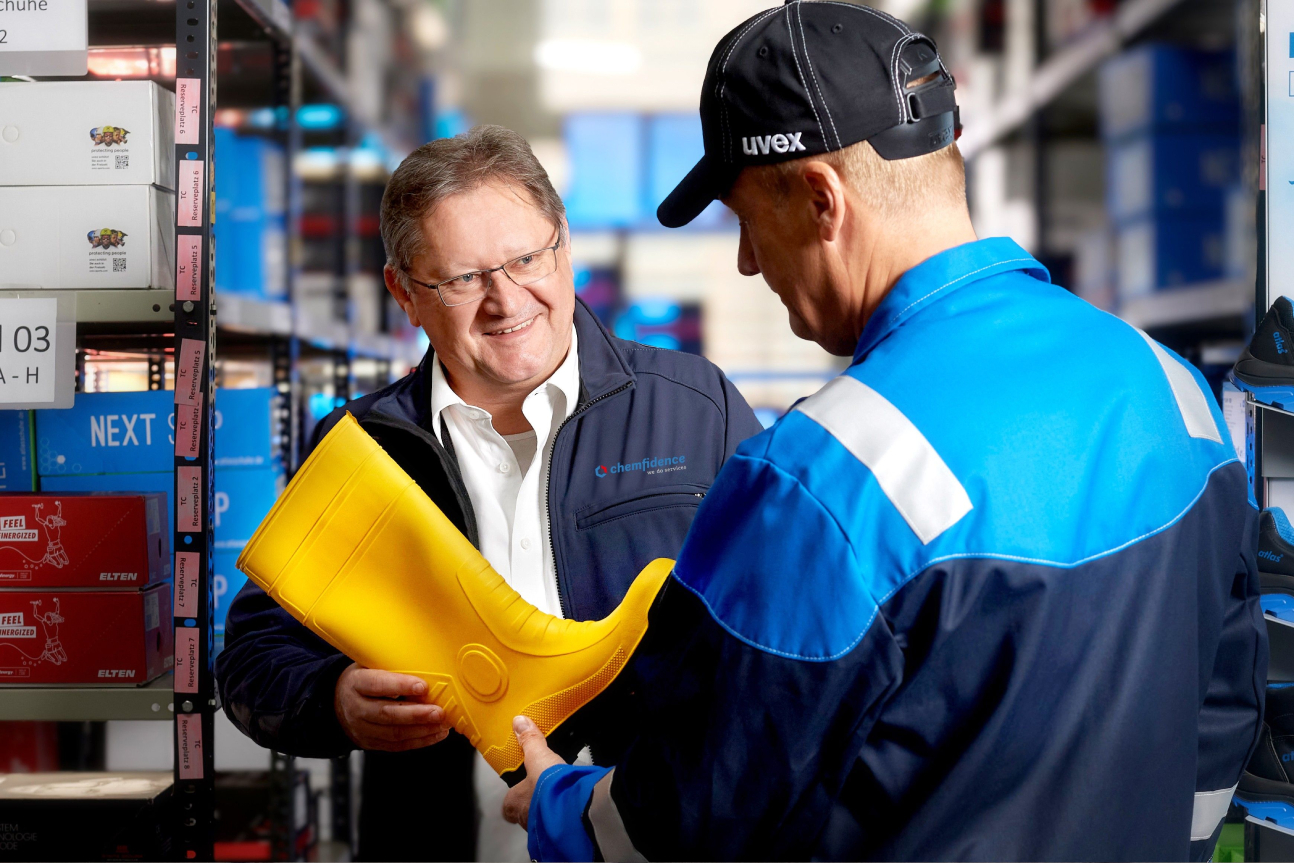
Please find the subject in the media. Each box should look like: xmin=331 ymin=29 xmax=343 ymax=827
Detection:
xmin=380 ymin=124 xmax=567 ymax=291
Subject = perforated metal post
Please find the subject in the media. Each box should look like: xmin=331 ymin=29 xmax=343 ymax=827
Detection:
xmin=172 ymin=0 xmax=218 ymax=856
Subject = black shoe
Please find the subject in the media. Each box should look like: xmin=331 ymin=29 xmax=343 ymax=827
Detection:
xmin=1260 ymin=509 xmax=1294 ymax=596
xmin=1239 ymin=685 xmax=1294 ymax=804
xmin=1234 ymin=298 xmax=1294 ymax=410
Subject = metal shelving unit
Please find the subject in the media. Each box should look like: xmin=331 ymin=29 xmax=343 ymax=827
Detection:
xmin=0 ymin=675 xmax=176 ymax=722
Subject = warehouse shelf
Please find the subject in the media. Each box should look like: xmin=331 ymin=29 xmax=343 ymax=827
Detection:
xmin=958 ymin=0 xmax=1191 ymax=159
xmin=0 ymin=673 xmax=175 ymax=722
xmin=0 ymin=289 xmax=174 ymax=330
xmin=1116 ymin=280 xmax=1249 ymax=330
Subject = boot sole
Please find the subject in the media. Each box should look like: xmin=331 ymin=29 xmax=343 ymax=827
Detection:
xmin=1238 ymin=773 xmax=1294 ymax=807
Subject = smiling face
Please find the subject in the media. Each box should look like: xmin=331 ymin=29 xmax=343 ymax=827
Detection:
xmin=386 ymin=179 xmax=576 ymax=403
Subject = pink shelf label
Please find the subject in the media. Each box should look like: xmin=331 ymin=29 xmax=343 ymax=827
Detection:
xmin=175 ymin=78 xmax=202 ymax=146
xmin=177 ymin=713 xmax=204 ymax=779
xmin=177 ymin=466 xmax=202 ymax=532
xmin=176 ymin=235 xmax=202 ymax=301
xmin=178 ymin=160 xmax=204 ymax=227
xmin=174 ymin=396 xmax=203 ymax=458
xmin=174 ymin=338 xmax=204 ymax=405
xmin=174 ymin=552 xmax=200 ymax=618
xmin=175 ymin=626 xmax=199 ymax=693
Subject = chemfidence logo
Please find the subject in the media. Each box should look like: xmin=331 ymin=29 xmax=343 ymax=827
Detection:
xmin=595 ymin=454 xmax=687 ymax=478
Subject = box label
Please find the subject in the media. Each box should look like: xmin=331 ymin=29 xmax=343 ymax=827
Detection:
xmin=0 ymin=0 xmax=88 ymax=77
xmin=174 ymin=551 xmax=199 ymax=618
xmin=177 ymin=713 xmax=204 ymax=778
xmin=175 ymin=625 xmax=199 ymax=692
xmin=0 ymin=298 xmax=57 ymax=406
xmin=177 ymin=234 xmax=202 ymax=301
xmin=177 ymin=466 xmax=202 ymax=532
xmin=174 ymin=338 xmax=204 ymax=405
xmin=174 ymin=395 xmax=202 ymax=458
xmin=178 ymin=160 xmax=204 ymax=227
xmin=175 ymin=78 xmax=201 ymax=146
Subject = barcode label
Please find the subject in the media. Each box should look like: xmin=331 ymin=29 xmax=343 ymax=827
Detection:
xmin=115 ymin=154 xmax=129 ymax=169
xmin=113 ymin=257 xmax=127 ymax=273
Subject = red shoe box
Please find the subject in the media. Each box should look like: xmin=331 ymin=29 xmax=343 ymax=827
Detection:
xmin=0 ymin=493 xmax=169 ymax=588
xmin=0 ymin=583 xmax=173 ymax=685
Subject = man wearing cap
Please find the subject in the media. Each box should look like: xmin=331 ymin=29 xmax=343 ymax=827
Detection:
xmin=500 ymin=1 xmax=1265 ymax=860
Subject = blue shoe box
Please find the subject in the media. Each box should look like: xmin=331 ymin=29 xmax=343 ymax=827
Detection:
xmin=40 ymin=464 xmax=283 ymax=549
xmin=34 ymin=388 xmax=281 ymax=477
xmin=213 ymin=549 xmax=247 ymax=641
xmin=1106 ymin=132 xmax=1239 ymax=223
xmin=0 ymin=410 xmax=35 ymax=492
xmin=1116 ymin=215 xmax=1226 ymax=298
xmin=1098 ymin=45 xmax=1239 ymax=140
xmin=215 ymin=127 xmax=287 ymax=299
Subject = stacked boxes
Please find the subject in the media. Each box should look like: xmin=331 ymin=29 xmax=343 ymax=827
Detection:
xmin=214 ymin=127 xmax=287 ymax=300
xmin=0 ymin=494 xmax=174 ymax=685
xmin=1098 ymin=46 xmax=1240 ymax=299
xmin=0 ymin=82 xmax=177 ymax=290
xmin=0 ymin=411 xmax=35 ymax=492
xmin=33 ymin=388 xmax=285 ymax=646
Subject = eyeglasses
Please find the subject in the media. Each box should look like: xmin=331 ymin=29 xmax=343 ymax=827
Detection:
xmin=405 ymin=239 xmax=562 ymax=307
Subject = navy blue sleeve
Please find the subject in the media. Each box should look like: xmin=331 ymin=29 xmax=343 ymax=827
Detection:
xmin=719 ymin=375 xmax=764 ymax=461
xmin=214 ymin=408 xmax=356 ymax=757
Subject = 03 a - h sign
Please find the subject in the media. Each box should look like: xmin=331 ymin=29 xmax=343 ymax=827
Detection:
xmin=0 ymin=297 xmax=57 ymax=406
xmin=0 ymin=0 xmax=88 ymax=76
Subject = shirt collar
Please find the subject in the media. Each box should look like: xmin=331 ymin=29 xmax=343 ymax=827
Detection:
xmin=430 ymin=324 xmax=581 ymax=439
xmin=852 ymin=237 xmax=1050 ymax=363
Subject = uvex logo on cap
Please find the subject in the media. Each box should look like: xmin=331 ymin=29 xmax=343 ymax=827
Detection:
xmin=742 ymin=132 xmax=808 ymax=156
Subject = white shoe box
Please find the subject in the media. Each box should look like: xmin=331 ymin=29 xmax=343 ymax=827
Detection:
xmin=0 ymin=186 xmax=176 ymax=290
xmin=0 ymin=82 xmax=175 ymax=190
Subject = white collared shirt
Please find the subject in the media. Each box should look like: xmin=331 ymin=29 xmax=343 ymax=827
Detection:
xmin=430 ymin=326 xmax=580 ymax=618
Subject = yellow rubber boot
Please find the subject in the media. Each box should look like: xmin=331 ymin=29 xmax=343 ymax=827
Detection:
xmin=236 ymin=413 xmax=673 ymax=777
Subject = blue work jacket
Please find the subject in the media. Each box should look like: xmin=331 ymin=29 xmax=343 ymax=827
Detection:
xmin=215 ymin=299 xmax=763 ymax=757
xmin=527 ymin=238 xmax=1267 ymax=862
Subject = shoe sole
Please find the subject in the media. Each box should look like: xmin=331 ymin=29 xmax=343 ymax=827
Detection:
xmin=1232 ymin=377 xmax=1294 ymax=411
xmin=1263 ymin=573 xmax=1294 ymax=595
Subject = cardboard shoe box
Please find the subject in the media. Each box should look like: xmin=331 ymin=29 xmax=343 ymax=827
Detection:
xmin=0 ymin=493 xmax=169 ymax=588
xmin=0 ymin=185 xmax=176 ymax=290
xmin=0 ymin=412 xmax=34 ymax=492
xmin=0 ymin=81 xmax=176 ymax=189
xmin=0 ymin=582 xmax=173 ymax=685
xmin=0 ymin=771 xmax=172 ymax=861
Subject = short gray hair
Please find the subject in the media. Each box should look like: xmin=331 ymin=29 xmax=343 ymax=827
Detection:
xmin=380 ymin=124 xmax=567 ymax=291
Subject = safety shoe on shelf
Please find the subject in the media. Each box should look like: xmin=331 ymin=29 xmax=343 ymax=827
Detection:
xmin=1260 ymin=508 xmax=1294 ymax=597
xmin=1233 ymin=297 xmax=1294 ymax=410
xmin=1239 ymin=684 xmax=1294 ymax=805
xmin=236 ymin=413 xmax=673 ymax=783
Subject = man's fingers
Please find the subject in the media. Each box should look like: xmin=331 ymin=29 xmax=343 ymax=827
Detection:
xmin=513 ymin=715 xmax=565 ymax=775
xmin=360 ymin=700 xmax=444 ymax=726
xmin=351 ymin=668 xmax=428 ymax=699
xmin=502 ymin=783 xmax=530 ymax=829
xmin=369 ymin=729 xmax=451 ymax=752
xmin=355 ymin=718 xmax=451 ymax=743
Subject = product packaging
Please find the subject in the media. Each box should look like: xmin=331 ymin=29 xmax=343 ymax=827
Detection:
xmin=0 ymin=411 xmax=34 ymax=492
xmin=0 ymin=582 xmax=173 ymax=685
xmin=0 ymin=771 xmax=172 ymax=861
xmin=1098 ymin=46 xmax=1239 ymax=140
xmin=1106 ymin=132 xmax=1240 ymax=222
xmin=1116 ymin=216 xmax=1226 ymax=298
xmin=0 ymin=185 xmax=176 ymax=290
xmin=0 ymin=493 xmax=169 ymax=588
xmin=0 ymin=81 xmax=176 ymax=189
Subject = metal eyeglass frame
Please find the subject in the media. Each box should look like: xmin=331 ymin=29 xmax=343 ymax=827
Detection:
xmin=403 ymin=239 xmax=563 ymax=307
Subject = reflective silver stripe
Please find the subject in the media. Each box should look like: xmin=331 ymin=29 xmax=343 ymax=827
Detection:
xmin=1191 ymin=784 xmax=1237 ymax=841
xmin=1137 ymin=330 xmax=1223 ymax=444
xmin=796 ymin=375 xmax=972 ymax=544
xmin=587 ymin=769 xmax=648 ymax=863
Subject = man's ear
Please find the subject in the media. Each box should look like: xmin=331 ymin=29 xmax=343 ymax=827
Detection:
xmin=383 ymin=265 xmax=422 ymax=329
xmin=799 ymin=161 xmax=848 ymax=243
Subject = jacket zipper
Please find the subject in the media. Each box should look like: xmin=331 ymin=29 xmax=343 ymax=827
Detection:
xmin=546 ymin=382 xmax=633 ymax=619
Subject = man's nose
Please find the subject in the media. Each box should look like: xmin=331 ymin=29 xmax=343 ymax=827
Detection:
xmin=736 ymin=228 xmax=760 ymax=277
xmin=479 ymin=269 xmax=528 ymax=316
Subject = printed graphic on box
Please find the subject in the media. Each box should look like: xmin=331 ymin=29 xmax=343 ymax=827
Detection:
xmin=0 ymin=493 xmax=168 ymax=588
xmin=213 ymin=550 xmax=246 ymax=638
xmin=35 ymin=388 xmax=281 ymax=475
xmin=0 ymin=585 xmax=173 ymax=685
xmin=89 ymin=126 xmax=130 ymax=147
xmin=0 ymin=410 xmax=34 ymax=492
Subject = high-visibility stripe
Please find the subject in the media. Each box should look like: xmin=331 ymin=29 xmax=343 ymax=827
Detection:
xmin=587 ymin=769 xmax=648 ymax=863
xmin=1191 ymin=784 xmax=1236 ymax=841
xmin=1137 ymin=331 xmax=1223 ymax=444
xmin=796 ymin=375 xmax=972 ymax=544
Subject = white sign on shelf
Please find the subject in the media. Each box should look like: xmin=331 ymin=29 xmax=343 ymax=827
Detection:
xmin=0 ymin=296 xmax=72 ymax=408
xmin=0 ymin=0 xmax=88 ymax=76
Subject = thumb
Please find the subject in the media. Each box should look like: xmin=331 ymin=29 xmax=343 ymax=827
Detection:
xmin=513 ymin=715 xmax=560 ymax=773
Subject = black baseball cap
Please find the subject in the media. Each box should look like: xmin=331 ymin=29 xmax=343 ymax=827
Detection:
xmin=658 ymin=0 xmax=960 ymax=228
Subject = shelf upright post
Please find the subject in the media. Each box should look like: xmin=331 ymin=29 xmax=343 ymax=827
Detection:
xmin=274 ymin=36 xmax=305 ymax=475
xmin=172 ymin=0 xmax=218 ymax=854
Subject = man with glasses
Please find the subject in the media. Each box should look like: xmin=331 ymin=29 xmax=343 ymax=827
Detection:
xmin=215 ymin=124 xmax=762 ymax=862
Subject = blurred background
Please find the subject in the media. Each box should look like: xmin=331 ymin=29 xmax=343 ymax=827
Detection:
xmin=0 ymin=0 xmax=1259 ymax=859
